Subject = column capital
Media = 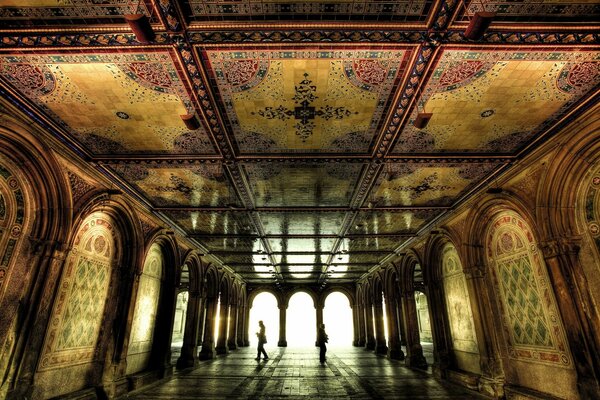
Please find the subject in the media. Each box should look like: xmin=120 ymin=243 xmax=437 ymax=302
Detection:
xmin=278 ymin=304 xmax=288 ymax=310
xmin=541 ymin=237 xmax=582 ymax=259
xmin=464 ymin=265 xmax=487 ymax=280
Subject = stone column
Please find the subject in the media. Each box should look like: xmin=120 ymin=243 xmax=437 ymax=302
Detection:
xmin=351 ymin=305 xmax=359 ymax=346
xmin=401 ymin=291 xmax=427 ymax=369
xmin=236 ymin=303 xmax=245 ymax=347
xmin=198 ymin=296 xmax=217 ymax=360
xmin=315 ymin=304 xmax=324 ymax=346
xmin=542 ymin=239 xmax=600 ymax=399
xmin=243 ymin=303 xmax=251 ymax=346
xmin=356 ymin=303 xmax=366 ymax=346
xmin=364 ymin=302 xmax=376 ymax=350
xmin=227 ymin=303 xmax=238 ymax=350
xmin=215 ymin=298 xmax=229 ymax=355
xmin=463 ymin=263 xmax=504 ymax=398
xmin=278 ymin=304 xmax=288 ymax=347
xmin=385 ymin=295 xmax=404 ymax=360
xmin=177 ymin=290 xmax=202 ymax=369
xmin=373 ymin=300 xmax=388 ymax=355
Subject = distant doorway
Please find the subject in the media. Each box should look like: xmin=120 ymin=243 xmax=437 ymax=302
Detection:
xmin=323 ymin=292 xmax=353 ymax=347
xmin=248 ymin=292 xmax=279 ymax=347
xmin=287 ymin=292 xmax=316 ymax=347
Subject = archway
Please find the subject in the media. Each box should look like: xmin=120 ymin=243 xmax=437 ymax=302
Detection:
xmin=248 ymin=291 xmax=279 ymax=347
xmin=170 ymin=264 xmax=190 ymax=362
xmin=287 ymin=292 xmax=316 ymax=347
xmin=323 ymin=291 xmax=353 ymax=347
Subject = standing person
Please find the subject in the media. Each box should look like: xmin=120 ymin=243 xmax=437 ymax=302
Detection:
xmin=317 ymin=323 xmax=328 ymax=363
xmin=256 ymin=320 xmax=269 ymax=361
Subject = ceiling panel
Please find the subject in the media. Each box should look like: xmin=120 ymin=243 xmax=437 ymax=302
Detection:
xmin=369 ymin=161 xmax=502 ymax=207
xmin=350 ymin=210 xmax=439 ymax=235
xmin=267 ymin=237 xmax=337 ymax=253
xmin=0 ymin=51 xmax=214 ymax=155
xmin=194 ymin=237 xmax=257 ymax=253
xmin=109 ymin=164 xmax=238 ymax=207
xmin=346 ymin=236 xmax=408 ymax=252
xmin=392 ymin=50 xmax=600 ymax=154
xmin=244 ymin=162 xmax=364 ymax=207
xmin=202 ymin=47 xmax=410 ymax=155
xmin=165 ymin=210 xmax=257 ymax=236
xmin=261 ymin=212 xmax=347 ymax=235
xmin=273 ymin=253 xmax=329 ymax=264
xmin=182 ymin=0 xmax=435 ymax=24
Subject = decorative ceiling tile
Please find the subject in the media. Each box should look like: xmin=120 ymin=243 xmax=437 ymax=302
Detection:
xmin=203 ymin=48 xmax=409 ymax=154
xmin=198 ymin=237 xmax=257 ymax=253
xmin=273 ymin=253 xmax=329 ymax=264
xmin=0 ymin=0 xmax=159 ymax=28
xmin=457 ymin=0 xmax=600 ymax=24
xmin=261 ymin=212 xmax=346 ymax=235
xmin=110 ymin=164 xmax=238 ymax=207
xmin=392 ymin=50 xmax=600 ymax=154
xmin=351 ymin=210 xmax=439 ymax=235
xmin=244 ymin=162 xmax=364 ymax=207
xmin=331 ymin=252 xmax=388 ymax=264
xmin=346 ymin=236 xmax=407 ymax=252
xmin=267 ymin=237 xmax=336 ymax=253
xmin=0 ymin=52 xmax=215 ymax=155
xmin=369 ymin=162 xmax=502 ymax=207
xmin=164 ymin=210 xmax=256 ymax=236
xmin=182 ymin=0 xmax=434 ymax=23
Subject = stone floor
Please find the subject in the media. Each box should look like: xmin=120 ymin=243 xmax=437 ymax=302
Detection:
xmin=131 ymin=346 xmax=485 ymax=399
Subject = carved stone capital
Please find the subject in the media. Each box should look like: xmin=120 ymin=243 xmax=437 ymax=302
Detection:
xmin=464 ymin=265 xmax=487 ymax=280
xmin=541 ymin=237 xmax=582 ymax=259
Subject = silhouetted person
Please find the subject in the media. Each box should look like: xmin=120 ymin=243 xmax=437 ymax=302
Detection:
xmin=317 ymin=323 xmax=328 ymax=363
xmin=255 ymin=320 xmax=268 ymax=361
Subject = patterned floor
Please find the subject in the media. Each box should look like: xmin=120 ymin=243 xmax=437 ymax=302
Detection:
xmin=131 ymin=346 xmax=484 ymax=399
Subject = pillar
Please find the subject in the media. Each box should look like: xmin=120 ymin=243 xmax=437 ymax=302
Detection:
xmin=401 ymin=290 xmax=427 ymax=369
xmin=227 ymin=303 xmax=238 ymax=350
xmin=236 ymin=303 xmax=245 ymax=347
xmin=356 ymin=303 xmax=366 ymax=346
xmin=373 ymin=299 xmax=388 ymax=355
xmin=364 ymin=302 xmax=376 ymax=350
xmin=243 ymin=303 xmax=251 ymax=346
xmin=198 ymin=296 xmax=217 ymax=360
xmin=426 ymin=277 xmax=450 ymax=378
xmin=315 ymin=304 xmax=323 ymax=346
xmin=215 ymin=297 xmax=229 ymax=355
xmin=351 ymin=305 xmax=359 ymax=346
xmin=278 ymin=304 xmax=288 ymax=347
xmin=177 ymin=290 xmax=202 ymax=369
xmin=385 ymin=295 xmax=404 ymax=360
xmin=542 ymin=239 xmax=600 ymax=398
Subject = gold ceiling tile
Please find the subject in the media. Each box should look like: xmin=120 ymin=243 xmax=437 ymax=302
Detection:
xmin=0 ymin=52 xmax=214 ymax=155
xmin=393 ymin=51 xmax=600 ymax=154
xmin=204 ymin=48 xmax=407 ymax=154
xmin=164 ymin=211 xmax=256 ymax=236
xmin=347 ymin=236 xmax=406 ymax=252
xmin=351 ymin=210 xmax=438 ymax=235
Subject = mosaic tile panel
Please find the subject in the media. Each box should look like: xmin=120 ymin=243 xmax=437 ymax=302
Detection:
xmin=371 ymin=162 xmax=501 ymax=207
xmin=127 ymin=243 xmax=163 ymax=375
xmin=39 ymin=215 xmax=116 ymax=370
xmin=244 ymin=162 xmax=364 ymax=207
xmin=459 ymin=0 xmax=600 ymax=23
xmin=110 ymin=164 xmax=238 ymax=207
xmin=204 ymin=48 xmax=409 ymax=154
xmin=0 ymin=52 xmax=214 ymax=155
xmin=267 ymin=237 xmax=336 ymax=253
xmin=165 ymin=210 xmax=257 ymax=236
xmin=392 ymin=50 xmax=600 ymax=154
xmin=260 ymin=212 xmax=346 ymax=235
xmin=0 ymin=163 xmax=24 ymax=295
xmin=183 ymin=0 xmax=433 ymax=22
xmin=442 ymin=243 xmax=479 ymax=354
xmin=486 ymin=212 xmax=572 ymax=367
xmin=0 ymin=0 xmax=157 ymax=27
xmin=350 ymin=210 xmax=438 ymax=235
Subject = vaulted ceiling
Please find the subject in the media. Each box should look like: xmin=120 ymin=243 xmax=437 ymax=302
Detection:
xmin=0 ymin=0 xmax=598 ymax=286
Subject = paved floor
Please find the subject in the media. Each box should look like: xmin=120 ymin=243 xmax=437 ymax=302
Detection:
xmin=132 ymin=346 xmax=484 ymax=399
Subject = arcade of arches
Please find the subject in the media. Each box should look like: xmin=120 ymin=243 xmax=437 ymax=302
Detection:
xmin=0 ymin=3 xmax=599 ymax=399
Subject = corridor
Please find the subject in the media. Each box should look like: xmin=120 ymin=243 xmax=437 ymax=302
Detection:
xmin=130 ymin=347 xmax=483 ymax=399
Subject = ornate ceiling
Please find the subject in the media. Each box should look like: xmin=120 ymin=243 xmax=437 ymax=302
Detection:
xmin=0 ymin=0 xmax=598 ymax=285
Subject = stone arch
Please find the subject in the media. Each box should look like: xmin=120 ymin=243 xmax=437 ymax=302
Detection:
xmin=248 ymin=287 xmax=283 ymax=309
xmin=476 ymin=205 xmax=578 ymax=398
xmin=320 ymin=285 xmax=355 ymax=307
xmin=284 ymin=287 xmax=317 ymax=309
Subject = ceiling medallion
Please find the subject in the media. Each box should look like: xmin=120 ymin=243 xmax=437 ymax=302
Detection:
xmin=480 ymin=109 xmax=495 ymax=118
xmin=251 ymin=72 xmax=358 ymax=142
xmin=116 ymin=111 xmax=130 ymax=120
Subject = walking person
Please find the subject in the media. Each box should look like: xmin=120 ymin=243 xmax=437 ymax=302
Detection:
xmin=317 ymin=323 xmax=328 ymax=363
xmin=255 ymin=320 xmax=269 ymax=361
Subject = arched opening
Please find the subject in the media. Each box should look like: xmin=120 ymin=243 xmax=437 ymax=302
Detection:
xmin=287 ymin=292 xmax=316 ymax=347
xmin=323 ymin=291 xmax=353 ymax=347
xmin=414 ymin=264 xmax=433 ymax=364
xmin=170 ymin=265 xmax=190 ymax=363
xmin=248 ymin=291 xmax=279 ymax=347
